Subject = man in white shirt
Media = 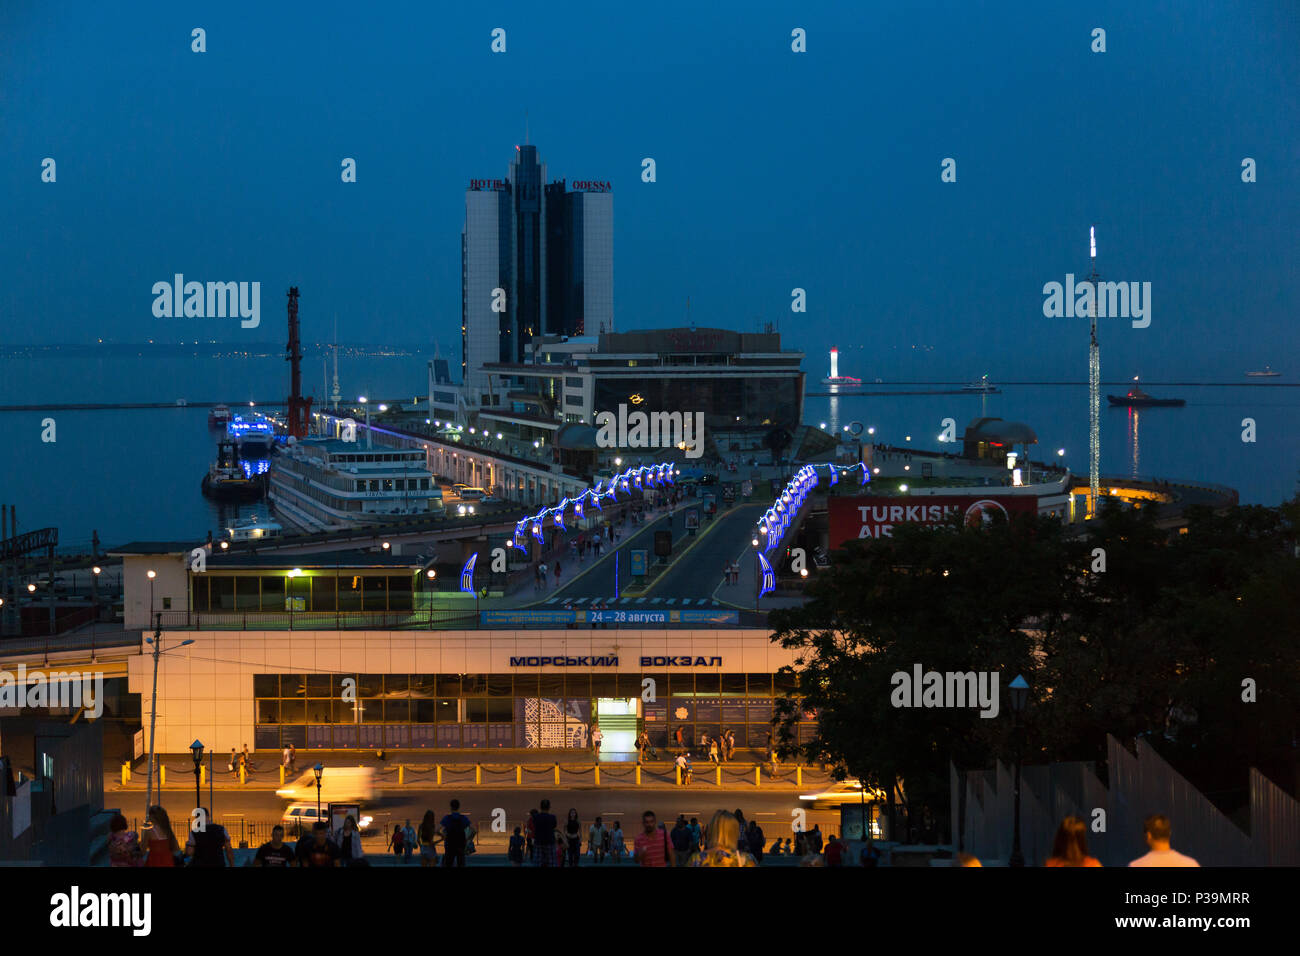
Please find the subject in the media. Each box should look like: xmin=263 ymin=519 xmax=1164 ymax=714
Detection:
xmin=1128 ymin=814 xmax=1199 ymax=867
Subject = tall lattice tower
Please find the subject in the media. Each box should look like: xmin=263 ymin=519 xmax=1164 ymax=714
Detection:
xmin=1087 ymin=227 xmax=1100 ymax=516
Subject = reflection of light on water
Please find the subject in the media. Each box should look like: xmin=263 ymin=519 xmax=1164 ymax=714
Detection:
xmin=1128 ymin=407 xmax=1140 ymax=478
xmin=828 ymin=394 xmax=839 ymax=431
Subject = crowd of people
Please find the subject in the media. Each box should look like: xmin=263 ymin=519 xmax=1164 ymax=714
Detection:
xmin=106 ymin=799 xmax=1200 ymax=868
xmin=508 ymin=801 xmax=857 ymax=867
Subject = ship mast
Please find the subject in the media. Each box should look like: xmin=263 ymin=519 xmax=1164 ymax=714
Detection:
xmin=1087 ymin=226 xmax=1100 ymax=517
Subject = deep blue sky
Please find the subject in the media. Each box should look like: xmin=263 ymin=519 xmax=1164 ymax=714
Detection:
xmin=3 ymin=0 xmax=1298 ymax=382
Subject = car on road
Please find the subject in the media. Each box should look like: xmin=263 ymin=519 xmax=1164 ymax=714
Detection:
xmin=797 ymin=779 xmax=886 ymax=811
xmin=458 ymin=487 xmax=487 ymax=501
xmin=281 ymin=803 xmax=373 ymax=835
xmin=451 ymin=483 xmax=469 ymax=495
xmin=456 ymin=503 xmax=476 ymax=516
xmin=479 ymin=495 xmax=504 ymax=506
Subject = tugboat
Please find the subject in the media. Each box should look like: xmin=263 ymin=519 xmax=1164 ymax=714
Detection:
xmin=962 ymin=374 xmax=1000 ymax=394
xmin=201 ymin=439 xmax=266 ymax=501
xmin=1107 ymin=376 xmax=1185 ymax=408
xmin=1246 ymin=365 xmax=1281 ymax=378
xmin=208 ymin=404 xmax=232 ymax=428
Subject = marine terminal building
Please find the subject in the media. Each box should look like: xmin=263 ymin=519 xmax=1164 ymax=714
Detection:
xmin=115 ymin=546 xmax=808 ymax=757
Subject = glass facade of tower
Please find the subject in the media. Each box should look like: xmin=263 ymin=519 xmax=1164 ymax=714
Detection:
xmin=461 ymin=147 xmax=612 ymax=399
xmin=461 ymin=185 xmax=511 ymax=401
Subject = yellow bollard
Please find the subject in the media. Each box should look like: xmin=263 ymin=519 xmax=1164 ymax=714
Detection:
xmin=398 ymin=764 xmax=404 ymax=785
xmin=554 ymin=763 xmax=560 ymax=786
xmin=636 ymin=765 xmax=642 ymax=786
xmin=594 ymin=765 xmax=600 ymax=787
xmin=716 ymin=765 xmax=721 ymax=787
xmin=121 ymin=762 xmax=130 ymax=786
xmin=279 ymin=765 xmax=285 ymax=785
xmin=755 ymin=764 xmax=761 ymax=788
xmin=796 ymin=766 xmax=802 ymax=787
xmin=476 ymin=764 xmax=482 ymax=785
xmin=516 ymin=765 xmax=522 ymax=785
xmin=160 ymin=765 xmax=165 ymax=788
xmin=437 ymin=765 xmax=442 ymax=786
xmin=239 ymin=764 xmax=246 ymax=785
xmin=675 ymin=764 xmax=681 ymax=786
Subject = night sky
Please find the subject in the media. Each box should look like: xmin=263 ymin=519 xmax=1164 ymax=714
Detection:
xmin=3 ymin=0 xmax=1298 ymax=382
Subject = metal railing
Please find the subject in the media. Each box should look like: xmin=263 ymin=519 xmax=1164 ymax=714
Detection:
xmin=145 ymin=608 xmax=767 ymax=631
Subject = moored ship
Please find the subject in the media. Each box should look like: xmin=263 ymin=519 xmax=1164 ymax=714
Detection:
xmin=268 ymin=437 xmax=443 ymax=532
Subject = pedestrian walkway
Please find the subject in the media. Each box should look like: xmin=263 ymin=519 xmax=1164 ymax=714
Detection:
xmin=107 ymin=748 xmax=829 ymax=792
xmin=538 ymin=596 xmax=726 ymax=607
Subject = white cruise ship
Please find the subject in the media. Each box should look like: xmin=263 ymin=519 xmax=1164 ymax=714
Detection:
xmin=268 ymin=438 xmax=443 ymax=532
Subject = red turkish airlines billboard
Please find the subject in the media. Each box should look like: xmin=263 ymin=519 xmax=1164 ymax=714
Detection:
xmin=828 ymin=495 xmax=1039 ymax=547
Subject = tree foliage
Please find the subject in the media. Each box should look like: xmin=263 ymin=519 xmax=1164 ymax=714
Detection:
xmin=770 ymin=497 xmax=1300 ymax=822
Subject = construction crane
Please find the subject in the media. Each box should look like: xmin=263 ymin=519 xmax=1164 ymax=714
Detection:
xmin=1086 ymin=227 xmax=1100 ymax=517
xmin=285 ymin=287 xmax=313 ymax=439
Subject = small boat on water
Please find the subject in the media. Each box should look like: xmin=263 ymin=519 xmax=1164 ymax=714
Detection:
xmin=208 ymin=404 xmax=232 ymax=428
xmin=225 ymin=516 xmax=283 ymax=542
xmin=963 ymin=374 xmax=999 ymax=394
xmin=1246 ymin=366 xmax=1281 ymax=378
xmin=1107 ymin=377 xmax=1184 ymax=408
xmin=201 ymin=439 xmax=267 ymax=502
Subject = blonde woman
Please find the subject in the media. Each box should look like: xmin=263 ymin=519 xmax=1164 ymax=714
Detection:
xmin=689 ymin=810 xmax=756 ymax=867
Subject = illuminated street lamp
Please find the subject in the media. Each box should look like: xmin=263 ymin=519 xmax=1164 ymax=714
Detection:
xmin=144 ymin=631 xmax=195 ymax=813
xmin=190 ymin=740 xmax=205 ymax=819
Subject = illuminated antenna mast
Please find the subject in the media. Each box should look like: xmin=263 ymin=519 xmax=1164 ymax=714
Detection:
xmin=1087 ymin=226 xmax=1101 ymax=517
xmin=330 ymin=315 xmax=341 ymax=411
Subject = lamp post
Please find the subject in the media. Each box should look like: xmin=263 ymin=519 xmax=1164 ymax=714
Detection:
xmin=751 ymin=537 xmax=760 ymax=612
xmin=144 ymin=630 xmax=195 ymax=814
xmin=147 ymin=568 xmax=156 ymax=624
xmin=91 ymin=566 xmax=101 ymax=660
xmin=1008 ymin=674 xmax=1029 ymax=867
xmin=190 ymin=739 xmax=204 ymax=819
xmin=426 ymin=568 xmax=437 ymax=627
xmin=359 ymin=396 xmax=372 ymax=450
xmin=314 ymin=762 xmax=325 ymax=820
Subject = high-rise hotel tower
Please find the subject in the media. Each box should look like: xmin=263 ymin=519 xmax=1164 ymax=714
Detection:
xmin=461 ymin=144 xmax=612 ymax=401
